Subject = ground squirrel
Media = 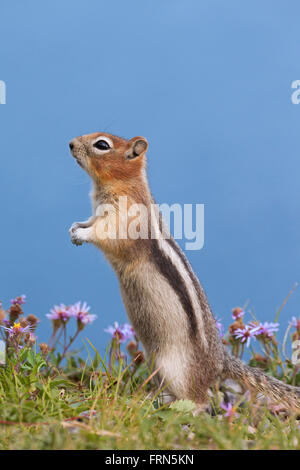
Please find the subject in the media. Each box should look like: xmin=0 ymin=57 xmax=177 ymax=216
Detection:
xmin=69 ymin=131 xmax=300 ymax=409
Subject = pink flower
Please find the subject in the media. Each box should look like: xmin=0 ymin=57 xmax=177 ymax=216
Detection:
xmin=220 ymin=402 xmax=235 ymax=418
xmin=233 ymin=324 xmax=260 ymax=347
xmin=10 ymin=295 xmax=26 ymax=306
xmin=232 ymin=307 xmax=245 ymax=320
xmin=104 ymin=322 xmax=135 ymax=343
xmin=1 ymin=321 xmax=32 ymax=338
xmin=71 ymin=301 xmax=97 ymax=327
xmin=46 ymin=304 xmax=73 ymax=323
xmin=251 ymin=321 xmax=279 ymax=339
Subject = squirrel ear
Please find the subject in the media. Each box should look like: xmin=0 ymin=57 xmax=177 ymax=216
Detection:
xmin=126 ymin=137 xmax=148 ymax=159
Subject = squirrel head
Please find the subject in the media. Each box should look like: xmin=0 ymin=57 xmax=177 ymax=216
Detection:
xmin=69 ymin=132 xmax=148 ymax=184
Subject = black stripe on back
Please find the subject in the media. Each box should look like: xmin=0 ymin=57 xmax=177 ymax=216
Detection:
xmin=165 ymin=237 xmax=210 ymax=318
xmin=150 ymin=238 xmax=197 ymax=337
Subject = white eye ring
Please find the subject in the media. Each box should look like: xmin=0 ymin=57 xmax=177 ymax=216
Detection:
xmin=92 ymin=136 xmax=113 ymax=152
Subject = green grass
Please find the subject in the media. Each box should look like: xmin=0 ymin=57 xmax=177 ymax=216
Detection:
xmin=0 ymin=342 xmax=299 ymax=450
xmin=0 ymin=297 xmax=299 ymax=450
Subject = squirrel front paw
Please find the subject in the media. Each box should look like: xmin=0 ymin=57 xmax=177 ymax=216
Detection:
xmin=69 ymin=223 xmax=84 ymax=246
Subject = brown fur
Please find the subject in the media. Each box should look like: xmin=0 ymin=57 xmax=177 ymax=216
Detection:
xmin=82 ymin=133 xmax=146 ymax=185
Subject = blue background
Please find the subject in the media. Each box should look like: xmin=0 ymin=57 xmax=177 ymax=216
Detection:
xmin=0 ymin=0 xmax=299 ymax=353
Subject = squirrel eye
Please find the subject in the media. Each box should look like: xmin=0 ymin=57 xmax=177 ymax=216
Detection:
xmin=93 ymin=140 xmax=110 ymax=151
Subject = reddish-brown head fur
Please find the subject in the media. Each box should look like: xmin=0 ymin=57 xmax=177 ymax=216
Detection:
xmin=69 ymin=132 xmax=148 ymax=186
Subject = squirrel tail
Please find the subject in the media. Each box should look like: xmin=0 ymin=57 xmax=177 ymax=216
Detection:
xmin=222 ymin=350 xmax=300 ymax=409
